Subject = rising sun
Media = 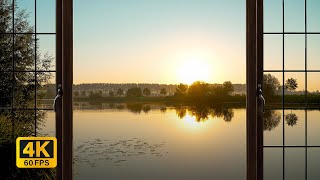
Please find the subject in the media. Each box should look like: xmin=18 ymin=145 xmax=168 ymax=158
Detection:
xmin=177 ymin=59 xmax=210 ymax=85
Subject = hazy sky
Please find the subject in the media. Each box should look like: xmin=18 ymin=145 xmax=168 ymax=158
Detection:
xmin=18 ymin=0 xmax=320 ymax=89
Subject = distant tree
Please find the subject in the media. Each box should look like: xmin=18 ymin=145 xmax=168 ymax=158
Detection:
xmin=263 ymin=74 xmax=280 ymax=98
xmin=160 ymin=88 xmax=167 ymax=95
xmin=175 ymin=83 xmax=188 ymax=96
xmin=116 ymin=88 xmax=124 ymax=96
xmin=187 ymin=81 xmax=210 ymax=101
xmin=74 ymin=91 xmax=79 ymax=97
xmin=109 ymin=91 xmax=114 ymax=97
xmin=223 ymin=81 xmax=234 ymax=95
xmin=126 ymin=87 xmax=142 ymax=97
xmin=143 ymin=88 xmax=151 ymax=96
xmin=285 ymin=78 xmax=298 ymax=92
xmin=89 ymin=91 xmax=103 ymax=98
xmin=81 ymin=91 xmax=86 ymax=97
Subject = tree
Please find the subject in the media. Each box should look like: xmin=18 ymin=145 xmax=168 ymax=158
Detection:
xmin=187 ymin=81 xmax=210 ymax=101
xmin=285 ymin=113 xmax=298 ymax=126
xmin=116 ymin=88 xmax=124 ymax=96
xmin=223 ymin=81 xmax=234 ymax=95
xmin=143 ymin=87 xmax=151 ymax=96
xmin=263 ymin=74 xmax=280 ymax=98
xmin=175 ymin=83 xmax=188 ymax=96
xmin=285 ymin=78 xmax=298 ymax=92
xmin=126 ymin=87 xmax=142 ymax=97
xmin=160 ymin=88 xmax=167 ymax=95
xmin=81 ymin=91 xmax=86 ymax=97
xmin=109 ymin=91 xmax=114 ymax=97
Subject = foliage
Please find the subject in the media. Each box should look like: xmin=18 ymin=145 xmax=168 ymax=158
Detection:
xmin=143 ymin=88 xmax=151 ymax=96
xmin=285 ymin=113 xmax=298 ymax=126
xmin=263 ymin=74 xmax=280 ymax=99
xmin=74 ymin=91 xmax=79 ymax=97
xmin=263 ymin=110 xmax=281 ymax=131
xmin=126 ymin=87 xmax=142 ymax=97
xmin=109 ymin=90 xmax=114 ymax=97
xmin=285 ymin=78 xmax=298 ymax=92
xmin=174 ymin=83 xmax=188 ymax=96
xmin=187 ymin=81 xmax=210 ymax=101
xmin=116 ymin=88 xmax=124 ymax=96
xmin=160 ymin=88 xmax=167 ymax=95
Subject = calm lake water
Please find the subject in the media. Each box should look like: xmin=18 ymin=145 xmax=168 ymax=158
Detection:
xmin=39 ymin=105 xmax=320 ymax=180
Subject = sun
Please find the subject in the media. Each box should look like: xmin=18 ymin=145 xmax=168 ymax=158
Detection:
xmin=177 ymin=58 xmax=210 ymax=84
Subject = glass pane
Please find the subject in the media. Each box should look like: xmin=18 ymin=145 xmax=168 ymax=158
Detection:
xmin=0 ymin=34 xmax=13 ymax=71
xmin=307 ymin=35 xmax=320 ymax=71
xmin=36 ymin=72 xmax=55 ymax=109
xmin=285 ymin=148 xmax=305 ymax=180
xmin=264 ymin=72 xmax=283 ymax=108
xmin=284 ymin=0 xmax=305 ymax=33
xmin=37 ymin=110 xmax=55 ymax=136
xmin=13 ymin=72 xmax=35 ymax=108
xmin=307 ymin=110 xmax=320 ymax=146
xmin=37 ymin=35 xmax=55 ymax=71
xmin=307 ymin=72 xmax=320 ymax=103
xmin=264 ymin=0 xmax=282 ymax=33
xmin=264 ymin=110 xmax=283 ymax=146
xmin=0 ymin=0 xmax=13 ymax=33
xmin=14 ymin=110 xmax=35 ymax=137
xmin=284 ymin=110 xmax=305 ymax=146
xmin=15 ymin=0 xmax=35 ymax=33
xmin=264 ymin=35 xmax=283 ymax=70
xmin=0 ymin=72 xmax=13 ymax=108
xmin=307 ymin=148 xmax=320 ymax=180
xmin=36 ymin=0 xmax=55 ymax=33
xmin=284 ymin=73 xmax=305 ymax=106
xmin=264 ymin=148 xmax=283 ymax=180
xmin=307 ymin=0 xmax=320 ymax=32
xmin=284 ymin=35 xmax=305 ymax=70
xmin=14 ymin=34 xmax=35 ymax=71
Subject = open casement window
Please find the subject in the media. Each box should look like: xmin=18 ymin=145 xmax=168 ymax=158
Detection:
xmin=248 ymin=0 xmax=320 ymax=180
xmin=0 ymin=0 xmax=72 ymax=179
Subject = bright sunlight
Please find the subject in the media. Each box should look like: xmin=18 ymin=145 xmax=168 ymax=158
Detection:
xmin=177 ymin=58 xmax=210 ymax=84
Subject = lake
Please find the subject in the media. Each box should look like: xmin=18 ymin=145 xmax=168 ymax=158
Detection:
xmin=39 ymin=104 xmax=320 ymax=180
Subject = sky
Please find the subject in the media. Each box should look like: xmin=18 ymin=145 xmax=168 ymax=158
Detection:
xmin=16 ymin=0 xmax=320 ymax=90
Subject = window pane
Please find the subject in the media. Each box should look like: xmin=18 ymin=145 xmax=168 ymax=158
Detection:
xmin=307 ymin=110 xmax=320 ymax=146
xmin=284 ymin=73 xmax=305 ymax=106
xmin=0 ymin=35 xmax=13 ymax=71
xmin=14 ymin=34 xmax=35 ymax=71
xmin=264 ymin=35 xmax=283 ymax=70
xmin=284 ymin=0 xmax=305 ymax=33
xmin=264 ymin=110 xmax=283 ymax=146
xmin=0 ymin=0 xmax=13 ymax=33
xmin=36 ymin=72 xmax=55 ymax=109
xmin=36 ymin=0 xmax=55 ymax=33
xmin=285 ymin=148 xmax=305 ymax=180
xmin=307 ymin=0 xmax=320 ymax=32
xmin=264 ymin=0 xmax=282 ymax=33
xmin=264 ymin=148 xmax=283 ymax=180
xmin=307 ymin=35 xmax=320 ymax=71
xmin=307 ymin=148 xmax=320 ymax=180
xmin=13 ymin=72 xmax=35 ymax=108
xmin=284 ymin=35 xmax=305 ymax=70
xmin=284 ymin=110 xmax=305 ymax=146
xmin=15 ymin=0 xmax=35 ymax=33
xmin=37 ymin=35 xmax=55 ymax=71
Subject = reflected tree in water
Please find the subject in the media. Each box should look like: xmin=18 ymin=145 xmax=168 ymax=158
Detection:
xmin=142 ymin=105 xmax=151 ymax=113
xmin=188 ymin=106 xmax=210 ymax=122
xmin=285 ymin=113 xmax=298 ymax=127
xmin=160 ymin=106 xmax=167 ymax=113
xmin=175 ymin=106 xmax=187 ymax=119
xmin=263 ymin=110 xmax=281 ymax=131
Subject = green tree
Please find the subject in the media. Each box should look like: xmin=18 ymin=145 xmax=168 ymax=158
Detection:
xmin=174 ymin=83 xmax=188 ymax=96
xmin=263 ymin=74 xmax=280 ymax=98
xmin=285 ymin=78 xmax=298 ymax=92
xmin=116 ymin=88 xmax=124 ymax=96
xmin=160 ymin=88 xmax=167 ymax=95
xmin=143 ymin=87 xmax=151 ymax=96
xmin=223 ymin=81 xmax=234 ymax=95
xmin=126 ymin=87 xmax=142 ymax=97
xmin=187 ymin=81 xmax=210 ymax=100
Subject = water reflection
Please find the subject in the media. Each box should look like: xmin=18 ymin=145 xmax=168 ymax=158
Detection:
xmin=285 ymin=113 xmax=298 ymax=126
xmin=264 ymin=110 xmax=281 ymax=131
